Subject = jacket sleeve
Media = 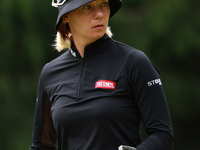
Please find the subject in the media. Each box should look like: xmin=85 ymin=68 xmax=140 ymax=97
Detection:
xmin=30 ymin=71 xmax=57 ymax=150
xmin=127 ymin=51 xmax=174 ymax=150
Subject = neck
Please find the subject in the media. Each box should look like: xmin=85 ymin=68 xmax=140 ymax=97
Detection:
xmin=72 ymin=36 xmax=99 ymax=58
xmin=74 ymin=43 xmax=85 ymax=58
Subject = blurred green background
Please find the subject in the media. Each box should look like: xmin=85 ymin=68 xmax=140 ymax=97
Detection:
xmin=0 ymin=0 xmax=200 ymax=149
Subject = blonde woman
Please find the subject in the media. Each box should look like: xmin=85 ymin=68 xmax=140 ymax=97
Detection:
xmin=30 ymin=0 xmax=174 ymax=150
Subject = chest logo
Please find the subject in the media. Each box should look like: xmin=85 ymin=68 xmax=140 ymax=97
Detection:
xmin=95 ymin=80 xmax=116 ymax=89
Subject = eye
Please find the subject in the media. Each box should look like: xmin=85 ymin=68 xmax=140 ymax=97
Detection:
xmin=83 ymin=5 xmax=91 ymax=10
xmin=101 ymin=2 xmax=109 ymax=7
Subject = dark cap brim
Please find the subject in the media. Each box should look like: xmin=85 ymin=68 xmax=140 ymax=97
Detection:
xmin=55 ymin=0 xmax=122 ymax=30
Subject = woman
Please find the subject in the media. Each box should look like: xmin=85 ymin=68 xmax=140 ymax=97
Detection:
xmin=30 ymin=0 xmax=174 ymax=150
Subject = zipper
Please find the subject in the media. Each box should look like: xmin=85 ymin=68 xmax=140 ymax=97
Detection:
xmin=77 ymin=58 xmax=85 ymax=97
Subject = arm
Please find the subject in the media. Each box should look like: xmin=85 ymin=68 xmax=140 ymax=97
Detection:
xmin=30 ymin=73 xmax=57 ymax=150
xmin=127 ymin=51 xmax=174 ymax=150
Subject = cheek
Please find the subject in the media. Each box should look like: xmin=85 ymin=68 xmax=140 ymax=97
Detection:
xmin=104 ymin=11 xmax=110 ymax=21
xmin=73 ymin=16 xmax=89 ymax=27
xmin=69 ymin=19 xmax=90 ymax=35
xmin=69 ymin=18 xmax=82 ymax=29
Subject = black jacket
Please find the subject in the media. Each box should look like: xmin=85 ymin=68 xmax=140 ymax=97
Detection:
xmin=30 ymin=34 xmax=174 ymax=150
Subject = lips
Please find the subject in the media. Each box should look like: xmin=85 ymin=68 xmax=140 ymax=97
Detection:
xmin=92 ymin=24 xmax=104 ymax=28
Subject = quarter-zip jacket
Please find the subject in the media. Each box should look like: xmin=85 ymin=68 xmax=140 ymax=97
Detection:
xmin=30 ymin=34 xmax=174 ymax=150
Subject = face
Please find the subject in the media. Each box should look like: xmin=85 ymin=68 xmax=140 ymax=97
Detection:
xmin=62 ymin=0 xmax=110 ymax=46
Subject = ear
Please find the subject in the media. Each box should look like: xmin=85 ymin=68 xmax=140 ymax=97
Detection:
xmin=62 ymin=14 xmax=69 ymax=22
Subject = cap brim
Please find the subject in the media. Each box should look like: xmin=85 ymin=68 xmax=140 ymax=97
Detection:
xmin=109 ymin=0 xmax=122 ymax=18
xmin=55 ymin=0 xmax=122 ymax=30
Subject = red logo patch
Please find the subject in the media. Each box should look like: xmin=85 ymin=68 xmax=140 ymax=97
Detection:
xmin=95 ymin=80 xmax=116 ymax=89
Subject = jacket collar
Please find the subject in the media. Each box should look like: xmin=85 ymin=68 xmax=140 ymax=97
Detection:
xmin=70 ymin=34 xmax=112 ymax=58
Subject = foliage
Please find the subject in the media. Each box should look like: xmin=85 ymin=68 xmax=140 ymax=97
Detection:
xmin=0 ymin=0 xmax=200 ymax=149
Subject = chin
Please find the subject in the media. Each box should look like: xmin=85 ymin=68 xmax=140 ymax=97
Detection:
xmin=90 ymin=32 xmax=105 ymax=40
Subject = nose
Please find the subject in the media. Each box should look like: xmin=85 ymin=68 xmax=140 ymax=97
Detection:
xmin=94 ymin=8 xmax=104 ymax=20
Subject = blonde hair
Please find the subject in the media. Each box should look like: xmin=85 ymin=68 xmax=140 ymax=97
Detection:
xmin=53 ymin=22 xmax=113 ymax=52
